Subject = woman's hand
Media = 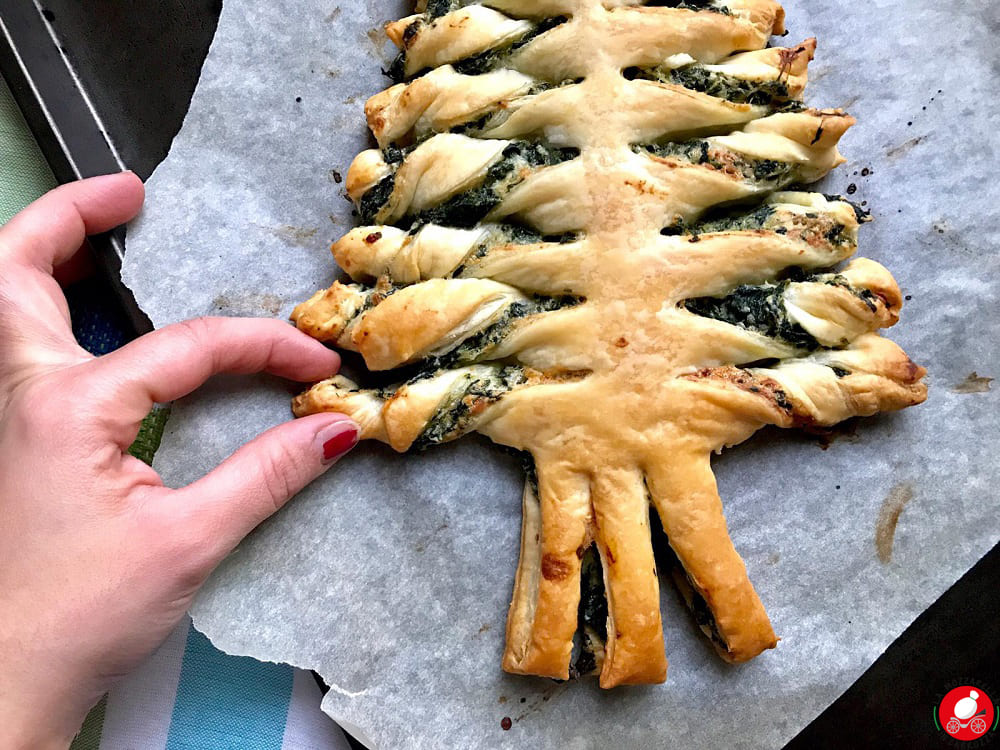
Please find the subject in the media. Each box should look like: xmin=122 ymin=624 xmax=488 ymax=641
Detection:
xmin=0 ymin=173 xmax=357 ymax=748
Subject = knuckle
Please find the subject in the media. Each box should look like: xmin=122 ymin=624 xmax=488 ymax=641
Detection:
xmin=172 ymin=317 xmax=217 ymax=348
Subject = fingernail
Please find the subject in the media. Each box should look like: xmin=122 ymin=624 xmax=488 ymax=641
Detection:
xmin=318 ymin=421 xmax=359 ymax=464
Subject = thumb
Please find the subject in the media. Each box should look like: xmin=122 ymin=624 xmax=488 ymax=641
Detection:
xmin=175 ymin=413 xmax=358 ymax=556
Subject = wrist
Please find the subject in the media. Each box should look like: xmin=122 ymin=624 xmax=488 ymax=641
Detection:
xmin=0 ymin=663 xmax=90 ymax=750
xmin=2 ymin=706 xmax=77 ymax=750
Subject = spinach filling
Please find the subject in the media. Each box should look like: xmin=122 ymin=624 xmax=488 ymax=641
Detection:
xmin=389 ymin=15 xmax=568 ymax=82
xmin=394 ymin=141 xmax=578 ymax=228
xmin=488 ymin=223 xmax=580 ymax=247
xmin=661 ymin=203 xmax=854 ymax=251
xmin=662 ymin=203 xmax=777 ymax=236
xmin=423 ymin=0 xmax=462 ymax=18
xmin=360 ymin=141 xmax=578 ymax=227
xmin=685 ymin=271 xmax=878 ymax=350
xmin=648 ymin=509 xmax=730 ymax=654
xmin=626 ymin=63 xmax=797 ymax=109
xmin=571 ymin=544 xmax=609 ymax=678
xmin=412 ymin=365 xmax=528 ymax=449
xmin=822 ymin=194 xmax=872 ymax=224
xmin=683 ymin=572 xmax=730 ymax=652
xmin=358 ymin=175 xmax=397 ymax=227
xmin=357 ymin=145 xmax=409 ymax=225
xmin=643 ymin=0 xmax=731 ymax=13
xmin=448 ymin=81 xmax=569 ymax=139
xmin=426 ymin=294 xmax=581 ymax=370
xmin=685 ymin=278 xmax=822 ymax=350
xmin=450 ymin=224 xmax=580 ymax=276
xmin=635 ymin=139 xmax=796 ymax=188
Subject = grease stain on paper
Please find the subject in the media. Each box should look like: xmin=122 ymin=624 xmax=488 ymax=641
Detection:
xmin=886 ymin=136 xmax=926 ymax=159
xmin=875 ymin=482 xmax=915 ymax=564
xmin=512 ymin=682 xmax=569 ymax=726
xmin=212 ymin=293 xmax=284 ymax=316
xmin=257 ymin=223 xmax=320 ymax=247
xmin=952 ymin=372 xmax=993 ymax=394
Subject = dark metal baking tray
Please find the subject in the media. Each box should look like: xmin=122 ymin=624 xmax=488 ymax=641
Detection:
xmin=0 ymin=0 xmax=221 ymax=335
xmin=1 ymin=2 xmax=995 ymax=747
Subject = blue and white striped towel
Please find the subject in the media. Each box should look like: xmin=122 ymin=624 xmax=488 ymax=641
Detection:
xmin=69 ymin=617 xmax=351 ymax=750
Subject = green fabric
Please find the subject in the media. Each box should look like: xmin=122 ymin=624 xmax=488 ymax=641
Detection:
xmin=69 ymin=694 xmax=107 ymax=750
xmin=0 ymin=72 xmax=57 ymax=224
xmin=129 ymin=406 xmax=172 ymax=465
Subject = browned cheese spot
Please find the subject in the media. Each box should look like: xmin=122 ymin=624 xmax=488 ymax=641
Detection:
xmin=541 ymin=554 xmax=571 ymax=581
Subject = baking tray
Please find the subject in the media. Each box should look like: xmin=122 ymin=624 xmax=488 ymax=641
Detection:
xmin=0 ymin=0 xmax=221 ymax=336
xmin=1 ymin=2 xmax=995 ymax=746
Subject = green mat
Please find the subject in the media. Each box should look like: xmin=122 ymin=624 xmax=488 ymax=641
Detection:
xmin=0 ymin=72 xmax=57 ymax=223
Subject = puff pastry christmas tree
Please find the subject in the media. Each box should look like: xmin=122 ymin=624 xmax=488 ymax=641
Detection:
xmin=292 ymin=0 xmax=927 ymax=688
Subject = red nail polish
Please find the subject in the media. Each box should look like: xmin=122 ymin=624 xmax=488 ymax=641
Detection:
xmin=322 ymin=425 xmax=358 ymax=463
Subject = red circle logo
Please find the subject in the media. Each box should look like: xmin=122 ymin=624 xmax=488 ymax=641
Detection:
xmin=938 ymin=686 xmax=995 ymax=741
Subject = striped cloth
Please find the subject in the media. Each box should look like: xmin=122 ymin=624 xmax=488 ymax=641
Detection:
xmin=1 ymin=74 xmax=351 ymax=750
xmin=69 ymin=618 xmax=351 ymax=750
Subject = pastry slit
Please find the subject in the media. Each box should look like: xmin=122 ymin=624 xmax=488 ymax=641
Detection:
xmin=571 ymin=543 xmax=608 ymax=677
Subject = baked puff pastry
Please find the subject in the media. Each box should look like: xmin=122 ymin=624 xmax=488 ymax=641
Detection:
xmin=293 ymin=0 xmax=926 ymax=689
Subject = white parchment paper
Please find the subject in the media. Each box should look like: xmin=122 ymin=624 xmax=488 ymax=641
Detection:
xmin=123 ymin=1 xmax=1000 ymax=747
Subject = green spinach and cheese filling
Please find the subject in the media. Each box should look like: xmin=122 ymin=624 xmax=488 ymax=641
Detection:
xmin=356 ymin=139 xmax=579 ymax=227
xmin=685 ymin=267 xmax=886 ymax=351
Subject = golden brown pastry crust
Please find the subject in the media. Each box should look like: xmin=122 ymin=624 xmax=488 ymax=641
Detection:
xmin=291 ymin=0 xmax=926 ymax=688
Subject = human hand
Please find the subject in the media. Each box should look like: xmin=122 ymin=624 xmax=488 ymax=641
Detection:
xmin=0 ymin=173 xmax=357 ymax=748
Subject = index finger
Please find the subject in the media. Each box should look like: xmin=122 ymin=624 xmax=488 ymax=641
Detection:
xmin=0 ymin=172 xmax=144 ymax=271
xmin=88 ymin=317 xmax=341 ymax=425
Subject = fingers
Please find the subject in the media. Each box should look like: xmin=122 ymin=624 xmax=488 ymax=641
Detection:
xmin=0 ymin=172 xmax=144 ymax=272
xmin=171 ymin=413 xmax=358 ymax=561
xmin=92 ymin=318 xmax=341 ymax=425
xmin=644 ymin=454 xmax=777 ymax=663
